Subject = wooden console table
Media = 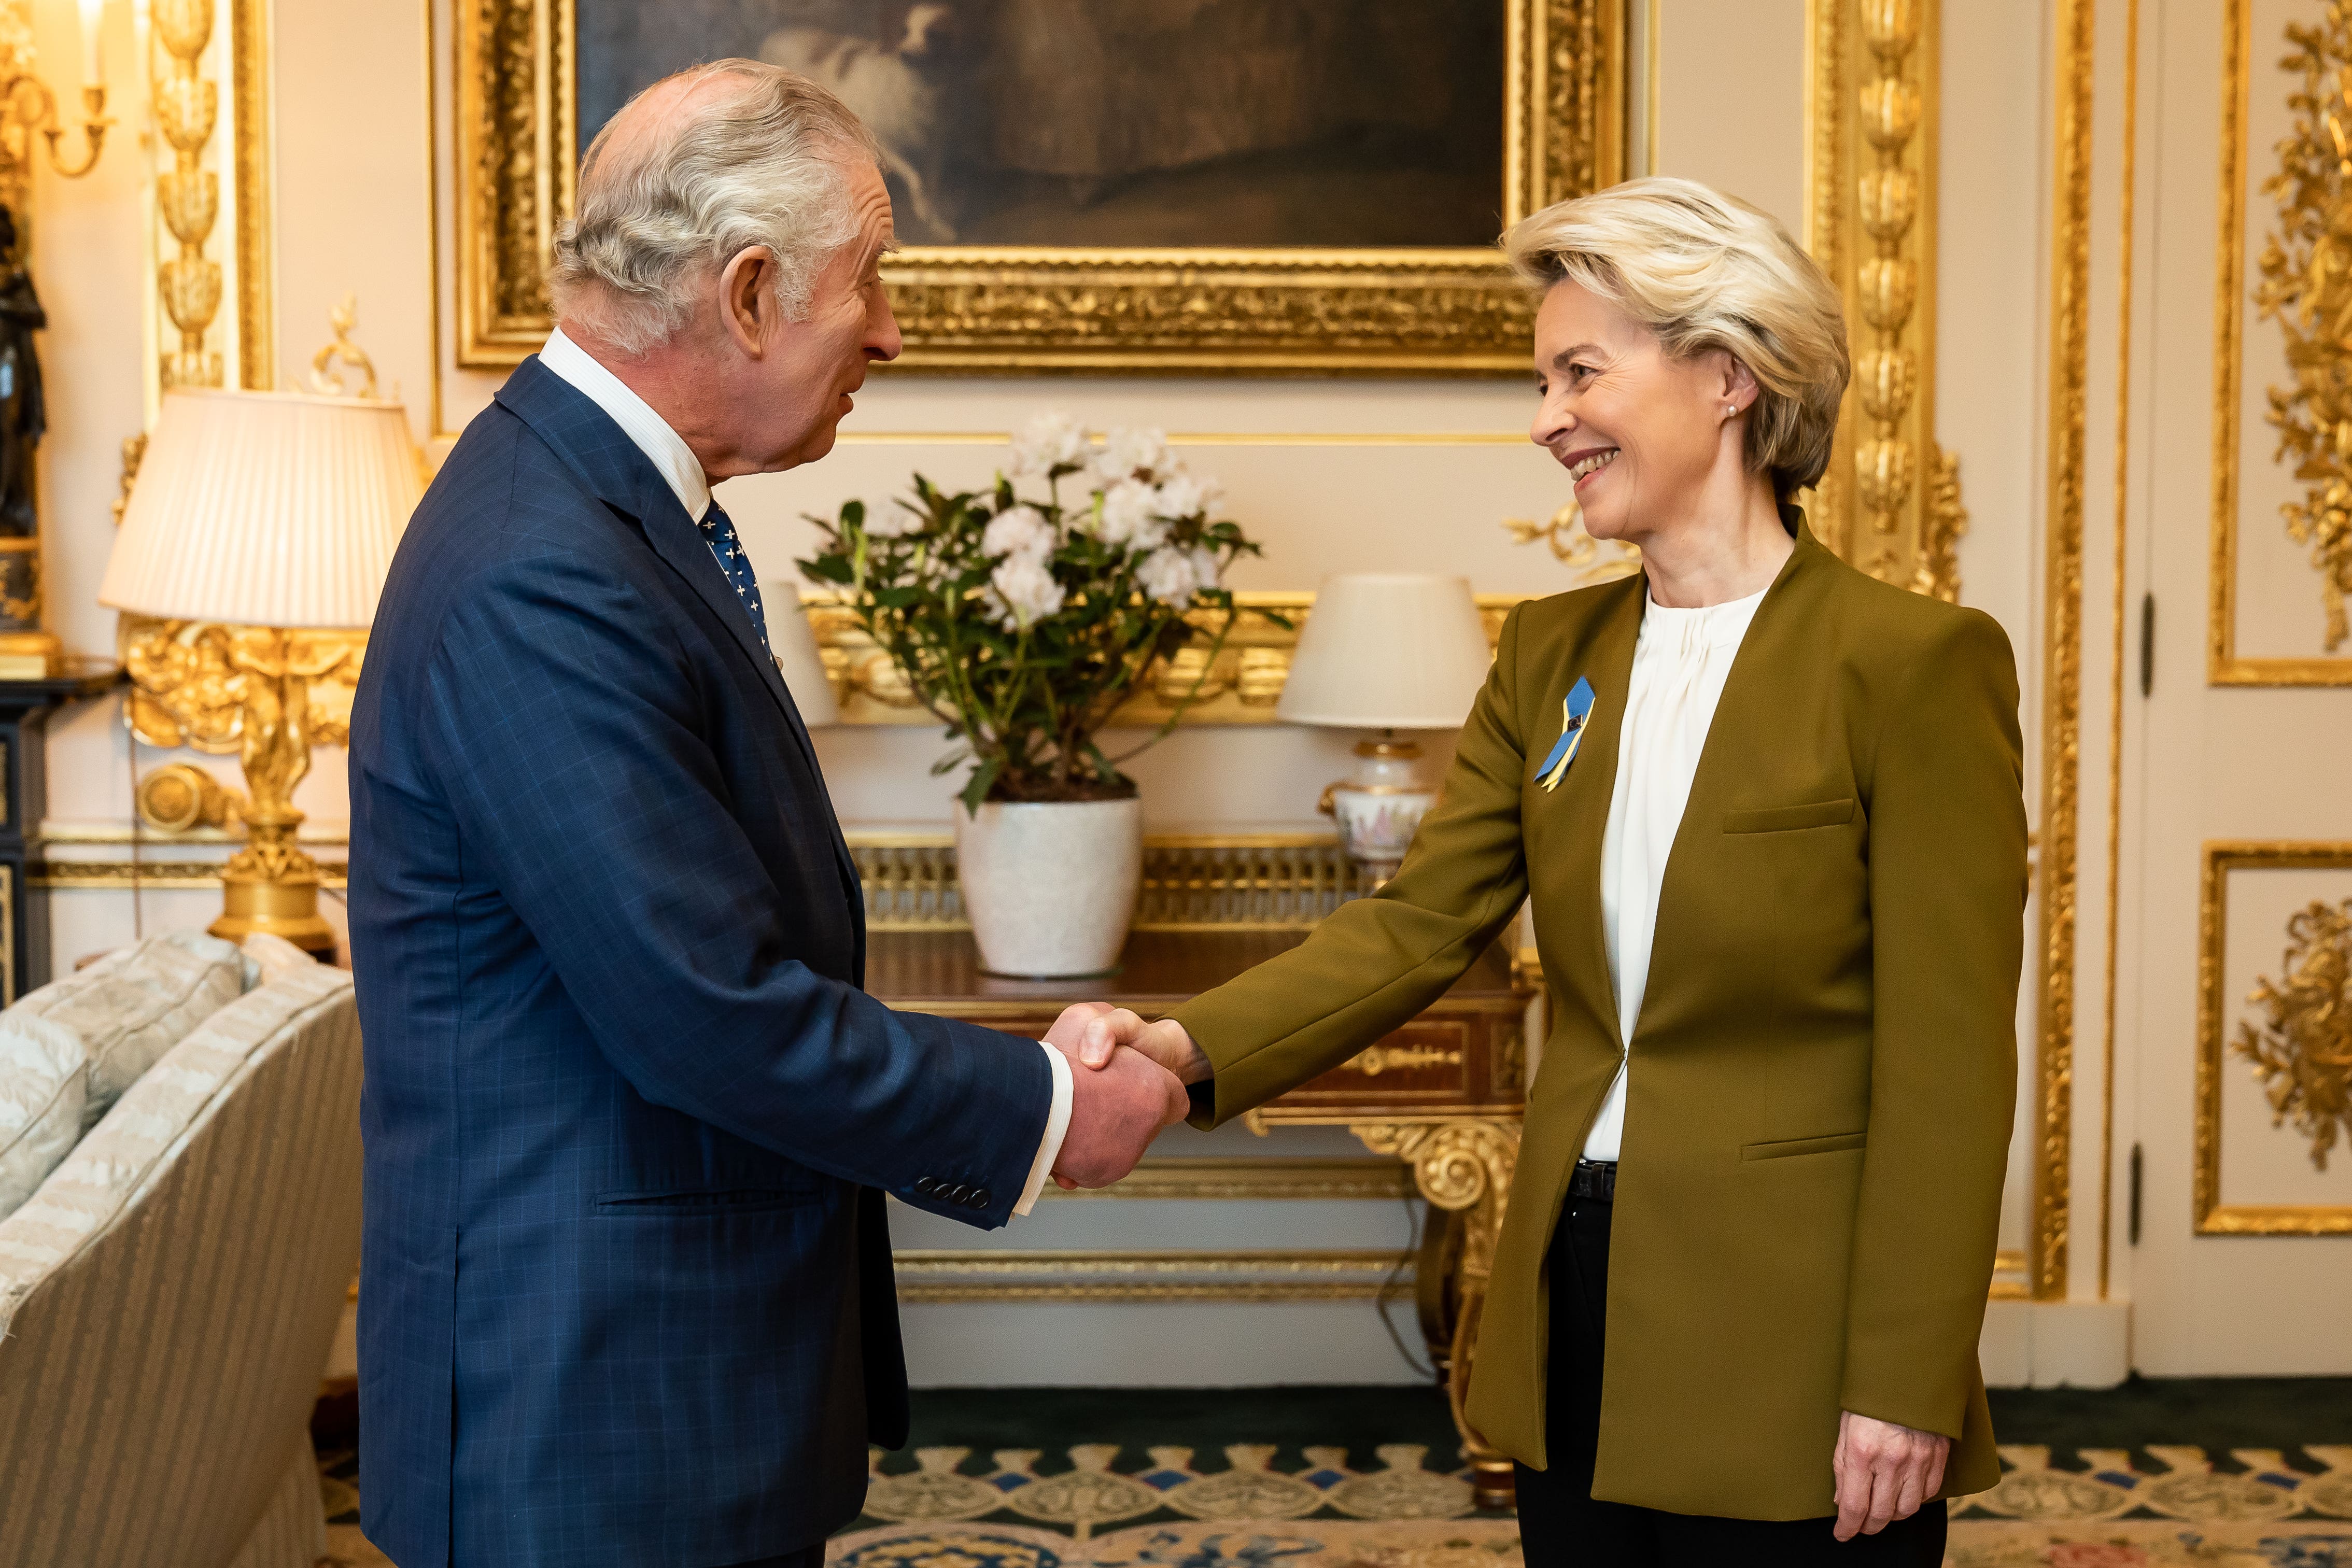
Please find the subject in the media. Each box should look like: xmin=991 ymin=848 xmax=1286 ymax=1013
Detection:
xmin=868 ymin=927 xmax=1529 ymax=1507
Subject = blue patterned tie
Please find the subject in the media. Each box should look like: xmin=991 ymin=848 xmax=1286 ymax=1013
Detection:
xmin=696 ymin=499 xmax=771 ymax=655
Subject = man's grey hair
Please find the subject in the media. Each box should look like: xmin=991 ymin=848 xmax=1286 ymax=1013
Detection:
xmin=551 ymin=60 xmax=884 ymax=356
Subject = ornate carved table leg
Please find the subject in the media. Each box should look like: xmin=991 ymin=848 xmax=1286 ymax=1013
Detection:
xmin=1351 ymin=1118 xmax=1523 ymax=1512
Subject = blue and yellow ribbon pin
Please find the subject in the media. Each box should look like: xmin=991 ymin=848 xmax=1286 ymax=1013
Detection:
xmin=1534 ymin=677 xmax=1597 ymax=793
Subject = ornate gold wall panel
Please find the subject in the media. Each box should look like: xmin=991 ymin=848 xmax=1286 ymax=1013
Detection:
xmin=2211 ymin=0 xmax=2352 ymax=685
xmin=1802 ymin=0 xmax=1966 ymax=598
xmin=2195 ymin=842 xmax=2352 ymax=1235
xmin=143 ymin=0 xmax=273 ymax=398
xmin=447 ymin=0 xmax=1623 ymax=374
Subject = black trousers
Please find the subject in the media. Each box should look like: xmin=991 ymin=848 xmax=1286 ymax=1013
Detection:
xmin=1513 ymin=1192 xmax=1948 ymax=1567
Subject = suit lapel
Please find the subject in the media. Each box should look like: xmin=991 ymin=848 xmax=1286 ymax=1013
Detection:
xmin=1534 ymin=576 xmax=1645 ymax=1054
xmin=496 ymin=358 xmax=866 ymax=941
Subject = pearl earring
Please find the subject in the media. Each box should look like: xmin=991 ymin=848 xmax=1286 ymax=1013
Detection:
xmin=1725 ymin=404 xmax=1736 ymax=417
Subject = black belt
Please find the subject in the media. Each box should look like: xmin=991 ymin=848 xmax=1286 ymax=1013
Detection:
xmin=1568 ymin=1159 xmax=1617 ymax=1202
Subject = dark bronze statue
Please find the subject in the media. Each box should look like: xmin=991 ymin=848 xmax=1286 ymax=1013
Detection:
xmin=0 ymin=207 xmax=46 ymax=630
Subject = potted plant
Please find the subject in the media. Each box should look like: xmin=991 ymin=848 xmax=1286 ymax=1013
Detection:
xmin=800 ymin=414 xmax=1274 ymax=977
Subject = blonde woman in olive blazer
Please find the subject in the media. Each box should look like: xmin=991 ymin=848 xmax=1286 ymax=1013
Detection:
xmin=1059 ymin=179 xmax=2025 ymax=1567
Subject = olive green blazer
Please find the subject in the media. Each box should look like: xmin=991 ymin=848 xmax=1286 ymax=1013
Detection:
xmin=1171 ymin=521 xmax=2025 ymax=1520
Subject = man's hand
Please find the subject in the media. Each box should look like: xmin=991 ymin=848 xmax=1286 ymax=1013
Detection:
xmin=1048 ymin=1035 xmax=1189 ymax=1190
xmin=1832 ymin=1410 xmax=1949 ymax=1539
xmin=1045 ymin=1001 xmax=1209 ymax=1084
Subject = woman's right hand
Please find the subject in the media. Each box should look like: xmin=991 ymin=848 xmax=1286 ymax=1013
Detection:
xmin=1049 ymin=1002 xmax=1210 ymax=1084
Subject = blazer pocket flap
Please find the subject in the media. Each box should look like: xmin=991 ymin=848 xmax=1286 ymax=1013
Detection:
xmin=1742 ymin=1131 xmax=1867 ymax=1162
xmin=1722 ymin=797 xmax=1857 ymax=835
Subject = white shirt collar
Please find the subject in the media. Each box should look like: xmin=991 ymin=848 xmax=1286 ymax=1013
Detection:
xmin=537 ymin=327 xmax=713 ymax=522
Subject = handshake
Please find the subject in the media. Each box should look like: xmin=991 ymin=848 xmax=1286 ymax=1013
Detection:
xmin=1040 ymin=1002 xmax=1213 ymax=1190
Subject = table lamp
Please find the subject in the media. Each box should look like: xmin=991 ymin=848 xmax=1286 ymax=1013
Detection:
xmin=1278 ymin=574 xmax=1493 ymax=885
xmin=99 ymin=387 xmax=423 ymax=956
xmin=763 ymin=580 xmax=841 ymax=726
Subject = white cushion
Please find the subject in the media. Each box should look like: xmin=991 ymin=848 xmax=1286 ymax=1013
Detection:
xmin=0 ymin=1017 xmax=83 ymax=1223
xmin=0 ymin=929 xmax=247 ymax=1134
xmin=0 ymin=953 xmax=353 ymax=1327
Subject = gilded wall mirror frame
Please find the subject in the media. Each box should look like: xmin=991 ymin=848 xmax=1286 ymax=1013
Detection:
xmin=447 ymin=0 xmax=1627 ymax=375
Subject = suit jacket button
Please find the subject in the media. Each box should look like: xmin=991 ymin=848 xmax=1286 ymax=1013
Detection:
xmin=913 ymin=1177 xmax=937 ymax=1195
xmin=965 ymin=1188 xmax=991 ymax=1210
xmin=944 ymin=1184 xmax=970 ymax=1204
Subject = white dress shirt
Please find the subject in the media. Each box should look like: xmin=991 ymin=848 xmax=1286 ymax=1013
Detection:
xmin=537 ymin=329 xmax=1073 ymax=1213
xmin=1581 ymin=585 xmax=1768 ymax=1163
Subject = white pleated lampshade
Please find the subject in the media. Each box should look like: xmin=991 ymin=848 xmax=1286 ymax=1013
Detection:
xmin=1277 ymin=574 xmax=1493 ymax=729
xmin=764 ymin=582 xmax=841 ymax=726
xmin=100 ymin=388 xmax=425 ymax=629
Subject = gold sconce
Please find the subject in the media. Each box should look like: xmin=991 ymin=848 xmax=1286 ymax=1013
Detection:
xmin=0 ymin=0 xmax=112 ymax=185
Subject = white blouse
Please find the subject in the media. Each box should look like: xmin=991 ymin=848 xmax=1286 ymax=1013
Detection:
xmin=1581 ymin=585 xmax=1769 ymax=1163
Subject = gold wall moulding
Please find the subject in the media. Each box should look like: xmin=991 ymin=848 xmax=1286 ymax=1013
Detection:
xmin=2230 ymin=3 xmax=2352 ymax=680
xmin=1040 ymin=1157 xmax=1413 ymax=1203
xmin=2195 ymin=841 xmax=2352 ymax=1236
xmin=2233 ymin=896 xmax=2352 ymax=1175
xmin=143 ymin=0 xmax=273 ymax=395
xmin=29 ymin=859 xmax=349 ymax=890
xmin=448 ymin=0 xmax=1625 ymax=374
xmin=1802 ymin=0 xmax=1967 ymax=599
xmin=2024 ymin=0 xmax=2095 ymax=1304
xmin=890 ymin=1248 xmax=1410 ymax=1304
xmin=117 ymin=617 xmax=367 ymax=754
xmin=2212 ymin=0 xmax=2352 ymax=686
xmin=804 ymin=590 xmax=1523 ymax=728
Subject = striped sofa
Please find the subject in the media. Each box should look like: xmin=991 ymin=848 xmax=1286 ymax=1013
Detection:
xmin=0 ymin=934 xmax=361 ymax=1568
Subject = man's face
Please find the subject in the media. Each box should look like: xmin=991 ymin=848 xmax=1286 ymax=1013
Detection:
xmin=749 ymin=159 xmax=902 ymax=472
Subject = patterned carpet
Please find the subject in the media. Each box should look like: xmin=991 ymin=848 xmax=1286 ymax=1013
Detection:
xmin=313 ymin=1381 xmax=2352 ymax=1567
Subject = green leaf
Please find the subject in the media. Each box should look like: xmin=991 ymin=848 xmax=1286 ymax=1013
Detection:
xmin=874 ymin=585 xmax=925 ymax=609
xmin=957 ymin=756 xmax=1003 ymax=817
xmin=800 ymin=554 xmax=855 ymax=584
xmin=841 ymin=498 xmax=867 ymax=529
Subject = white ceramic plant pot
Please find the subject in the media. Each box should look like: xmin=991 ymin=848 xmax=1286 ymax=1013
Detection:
xmin=954 ymin=798 xmax=1144 ymax=978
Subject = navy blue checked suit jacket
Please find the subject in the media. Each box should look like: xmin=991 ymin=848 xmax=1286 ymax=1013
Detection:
xmin=348 ymin=356 xmax=1053 ymax=1568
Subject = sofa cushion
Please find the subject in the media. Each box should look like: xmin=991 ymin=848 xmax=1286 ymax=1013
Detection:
xmin=0 ymin=947 xmax=354 ymax=1326
xmin=0 ymin=1017 xmax=83 ymax=1223
xmin=1 ymin=929 xmax=247 ymax=1134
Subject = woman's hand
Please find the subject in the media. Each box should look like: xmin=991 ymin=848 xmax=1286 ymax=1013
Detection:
xmin=1046 ymin=1002 xmax=1210 ymax=1083
xmin=1832 ymin=1410 xmax=1949 ymax=1539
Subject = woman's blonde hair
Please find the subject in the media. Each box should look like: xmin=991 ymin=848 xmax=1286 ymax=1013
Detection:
xmin=1503 ymin=177 xmax=1849 ymax=502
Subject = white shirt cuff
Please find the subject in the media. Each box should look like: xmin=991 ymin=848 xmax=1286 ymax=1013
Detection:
xmin=1013 ymin=1041 xmax=1073 ymax=1217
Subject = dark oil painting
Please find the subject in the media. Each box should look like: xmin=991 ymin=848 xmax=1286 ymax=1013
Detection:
xmin=575 ymin=0 xmax=1508 ymax=249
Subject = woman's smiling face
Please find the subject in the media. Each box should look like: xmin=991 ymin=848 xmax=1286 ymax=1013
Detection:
xmin=1528 ymin=279 xmax=1749 ymax=544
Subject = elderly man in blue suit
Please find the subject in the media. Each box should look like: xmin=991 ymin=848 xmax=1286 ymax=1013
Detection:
xmin=348 ymin=61 xmax=1188 ymax=1568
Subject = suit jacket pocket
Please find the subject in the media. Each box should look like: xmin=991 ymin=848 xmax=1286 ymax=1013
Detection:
xmin=1741 ymin=1131 xmax=1867 ymax=1162
xmin=1722 ymin=798 xmax=1857 ymax=835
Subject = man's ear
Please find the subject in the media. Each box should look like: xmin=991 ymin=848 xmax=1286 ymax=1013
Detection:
xmin=717 ymin=246 xmax=777 ymax=357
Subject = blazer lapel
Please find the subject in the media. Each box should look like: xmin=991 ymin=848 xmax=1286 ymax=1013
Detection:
xmin=1534 ymin=576 xmax=1645 ymax=1054
xmin=1629 ymin=518 xmax=1826 ymax=1043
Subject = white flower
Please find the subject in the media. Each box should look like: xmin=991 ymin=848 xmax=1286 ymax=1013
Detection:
xmin=991 ymin=555 xmax=1066 ymax=628
xmin=982 ymin=504 xmax=1055 ymax=562
xmin=1187 ymin=546 xmax=1222 ymax=590
xmin=1097 ymin=479 xmax=1168 ymax=550
xmin=1009 ymin=411 xmax=1092 ymax=476
xmin=1094 ymin=426 xmax=1170 ymax=483
xmin=861 ymin=499 xmax=922 ymax=539
xmin=1136 ymin=546 xmax=1199 ymax=607
xmin=1152 ymin=472 xmax=1208 ymax=520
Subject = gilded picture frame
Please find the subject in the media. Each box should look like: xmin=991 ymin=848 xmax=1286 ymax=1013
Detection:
xmin=448 ymin=0 xmax=1626 ymax=375
xmin=2194 ymin=840 xmax=2352 ymax=1236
